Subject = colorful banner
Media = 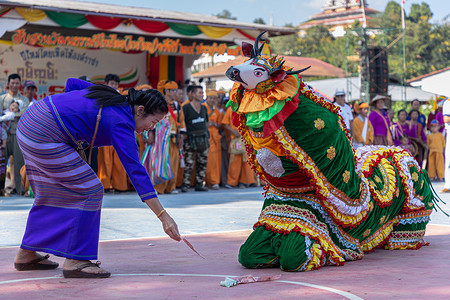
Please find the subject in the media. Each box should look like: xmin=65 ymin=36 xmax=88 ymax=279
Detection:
xmin=11 ymin=29 xmax=242 ymax=56
xmin=0 ymin=43 xmax=148 ymax=99
xmin=6 ymin=7 xmax=249 ymax=40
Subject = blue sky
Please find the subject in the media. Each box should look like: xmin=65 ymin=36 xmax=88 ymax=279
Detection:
xmin=81 ymin=0 xmax=448 ymax=26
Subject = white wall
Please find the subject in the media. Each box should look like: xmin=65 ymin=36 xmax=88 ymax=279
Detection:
xmin=410 ymin=70 xmax=450 ymax=97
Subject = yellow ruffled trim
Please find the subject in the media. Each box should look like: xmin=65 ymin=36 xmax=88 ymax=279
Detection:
xmin=384 ymin=239 xmax=428 ymax=250
xmin=258 ymin=214 xmax=348 ymax=266
xmin=229 ymin=75 xmax=299 ymax=114
xmin=368 ymin=158 xmax=397 ymax=207
xmin=360 ymin=220 xmax=395 ymax=252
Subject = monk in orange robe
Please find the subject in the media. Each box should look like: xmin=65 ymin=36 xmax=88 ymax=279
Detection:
xmin=97 ymin=77 xmax=129 ymax=192
xmin=205 ymin=91 xmax=223 ymax=189
xmin=222 ymin=106 xmax=255 ymax=187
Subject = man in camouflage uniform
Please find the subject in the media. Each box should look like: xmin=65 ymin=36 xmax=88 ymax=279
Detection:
xmin=181 ymin=85 xmax=209 ymax=192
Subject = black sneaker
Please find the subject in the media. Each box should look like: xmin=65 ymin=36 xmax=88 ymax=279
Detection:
xmin=194 ymin=186 xmax=208 ymax=192
xmin=181 ymin=186 xmax=189 ymax=193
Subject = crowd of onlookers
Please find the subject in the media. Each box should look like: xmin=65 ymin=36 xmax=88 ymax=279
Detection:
xmin=98 ymin=76 xmax=258 ymax=195
xmin=0 ymin=73 xmax=258 ymax=197
xmin=1 ymin=73 xmax=447 ymax=197
xmin=334 ymin=88 xmax=447 ymax=183
xmin=0 ymin=74 xmax=38 ymax=196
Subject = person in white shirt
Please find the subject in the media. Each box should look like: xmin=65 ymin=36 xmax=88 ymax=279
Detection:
xmin=333 ymin=88 xmax=353 ymax=135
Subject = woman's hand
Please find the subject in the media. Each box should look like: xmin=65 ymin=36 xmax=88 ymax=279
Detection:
xmin=158 ymin=212 xmax=181 ymax=241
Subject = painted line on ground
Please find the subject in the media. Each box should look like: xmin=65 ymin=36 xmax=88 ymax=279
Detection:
xmin=0 ymin=273 xmax=363 ymax=300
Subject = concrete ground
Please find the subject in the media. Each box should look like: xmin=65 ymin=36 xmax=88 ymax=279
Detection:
xmin=0 ymin=182 xmax=449 ymax=299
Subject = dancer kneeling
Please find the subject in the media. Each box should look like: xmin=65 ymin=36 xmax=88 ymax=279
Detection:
xmin=226 ymin=33 xmax=438 ymax=272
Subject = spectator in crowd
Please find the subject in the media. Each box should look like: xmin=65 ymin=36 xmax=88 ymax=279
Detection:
xmin=154 ymin=81 xmax=186 ymax=195
xmin=176 ymin=87 xmax=186 ymax=105
xmin=22 ymin=80 xmax=38 ymax=107
xmin=441 ymin=98 xmax=450 ymax=193
xmin=176 ymin=85 xmax=198 ymax=188
xmin=391 ymin=109 xmax=409 ymax=146
xmin=97 ymin=74 xmax=129 ymax=192
xmin=399 ymin=135 xmax=416 ymax=156
xmin=387 ymin=109 xmax=395 ymax=125
xmin=352 ymin=102 xmax=373 ymax=149
xmin=181 ymin=85 xmax=209 ymax=192
xmin=333 ymin=89 xmax=353 ymax=134
xmin=427 ymin=97 xmax=445 ymax=133
xmin=369 ymin=95 xmax=393 ymax=146
xmin=0 ymin=74 xmax=29 ymax=195
xmin=219 ymin=96 xmax=230 ymax=187
xmin=0 ymin=100 xmax=20 ymax=196
xmin=408 ymin=109 xmax=427 ymax=166
xmin=17 ymin=81 xmax=35 ymax=196
xmin=221 ymin=104 xmax=255 ymax=189
xmin=427 ymin=120 xmax=445 ymax=182
xmin=204 ymin=90 xmax=222 ymax=190
xmin=408 ymin=99 xmax=426 ymax=129
xmin=217 ymin=90 xmax=226 ymax=104
xmin=104 ymin=73 xmax=120 ymax=90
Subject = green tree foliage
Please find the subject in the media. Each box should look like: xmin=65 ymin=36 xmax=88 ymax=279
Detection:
xmin=253 ymin=17 xmax=266 ymax=24
xmin=215 ymin=9 xmax=237 ymax=20
xmin=409 ymin=2 xmax=433 ymax=23
xmin=270 ymin=1 xmax=449 ymax=80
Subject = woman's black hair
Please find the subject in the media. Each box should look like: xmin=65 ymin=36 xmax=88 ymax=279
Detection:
xmin=397 ymin=109 xmax=407 ymax=117
xmin=85 ymin=84 xmax=168 ymax=116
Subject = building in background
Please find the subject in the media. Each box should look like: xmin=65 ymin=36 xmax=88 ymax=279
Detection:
xmin=298 ymin=0 xmax=380 ymax=37
xmin=0 ymin=0 xmax=295 ymax=98
xmin=407 ymin=67 xmax=450 ymax=98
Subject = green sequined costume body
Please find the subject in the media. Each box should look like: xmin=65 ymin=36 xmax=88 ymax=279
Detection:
xmin=230 ymin=75 xmax=434 ymax=272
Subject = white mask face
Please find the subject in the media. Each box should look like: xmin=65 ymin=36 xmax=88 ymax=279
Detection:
xmin=226 ymin=58 xmax=270 ymax=90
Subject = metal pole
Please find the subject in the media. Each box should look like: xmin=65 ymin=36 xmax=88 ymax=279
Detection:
xmin=361 ymin=0 xmax=367 ymax=28
xmin=345 ymin=29 xmax=350 ymax=103
xmin=401 ymin=0 xmax=407 ymax=103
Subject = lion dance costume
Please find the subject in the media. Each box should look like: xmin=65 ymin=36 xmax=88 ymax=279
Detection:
xmin=225 ymin=33 xmax=439 ymax=272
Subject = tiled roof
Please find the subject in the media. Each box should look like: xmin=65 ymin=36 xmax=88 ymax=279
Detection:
xmin=406 ymin=67 xmax=450 ymax=83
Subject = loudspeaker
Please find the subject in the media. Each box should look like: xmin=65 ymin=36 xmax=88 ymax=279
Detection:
xmin=368 ymin=46 xmax=388 ymax=98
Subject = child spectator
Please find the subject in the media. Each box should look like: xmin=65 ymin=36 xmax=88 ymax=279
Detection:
xmin=2 ymin=100 xmax=21 ymax=138
xmin=427 ymin=120 xmax=445 ymax=181
xmin=399 ymin=135 xmax=416 ymax=157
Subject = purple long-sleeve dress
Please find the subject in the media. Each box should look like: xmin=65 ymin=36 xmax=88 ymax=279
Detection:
xmin=392 ymin=122 xmax=409 ymax=146
xmin=369 ymin=109 xmax=391 ymax=146
xmin=407 ymin=121 xmax=427 ymax=166
xmin=16 ymin=79 xmax=157 ymax=260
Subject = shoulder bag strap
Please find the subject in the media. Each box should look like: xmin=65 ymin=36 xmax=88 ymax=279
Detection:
xmin=88 ymin=105 xmax=102 ymax=165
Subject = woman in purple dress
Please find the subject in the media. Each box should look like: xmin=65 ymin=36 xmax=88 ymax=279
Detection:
xmin=368 ymin=95 xmax=393 ymax=146
xmin=14 ymin=79 xmax=181 ymax=278
xmin=391 ymin=109 xmax=410 ymax=146
xmin=408 ymin=109 xmax=427 ymax=166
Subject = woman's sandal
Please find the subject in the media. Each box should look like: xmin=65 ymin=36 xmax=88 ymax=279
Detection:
xmin=63 ymin=261 xmax=111 ymax=278
xmin=14 ymin=254 xmax=59 ymax=271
